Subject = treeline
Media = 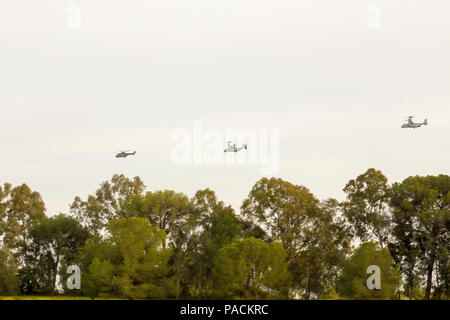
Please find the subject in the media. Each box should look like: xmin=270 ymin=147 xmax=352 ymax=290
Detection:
xmin=0 ymin=169 xmax=448 ymax=300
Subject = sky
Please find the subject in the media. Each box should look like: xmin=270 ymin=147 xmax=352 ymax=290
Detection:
xmin=0 ymin=0 xmax=449 ymax=216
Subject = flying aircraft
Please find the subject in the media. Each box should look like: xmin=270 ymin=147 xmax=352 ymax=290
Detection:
xmin=224 ymin=141 xmax=247 ymax=153
xmin=115 ymin=150 xmax=136 ymax=158
xmin=401 ymin=116 xmax=428 ymax=129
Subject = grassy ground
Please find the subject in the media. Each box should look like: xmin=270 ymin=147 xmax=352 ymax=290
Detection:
xmin=0 ymin=295 xmax=418 ymax=300
xmin=0 ymin=296 xmax=124 ymax=300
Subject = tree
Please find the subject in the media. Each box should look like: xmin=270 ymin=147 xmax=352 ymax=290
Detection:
xmin=337 ymin=242 xmax=401 ymax=299
xmin=212 ymin=237 xmax=291 ymax=299
xmin=70 ymin=174 xmax=145 ymax=234
xmin=22 ymin=214 xmax=88 ymax=294
xmin=390 ymin=175 xmax=449 ymax=300
xmin=81 ymin=218 xmax=178 ymax=299
xmin=434 ymin=245 xmax=449 ymax=299
xmin=0 ymin=183 xmax=46 ymax=251
xmin=291 ymin=199 xmax=351 ymax=299
xmin=179 ymin=189 xmax=244 ymax=298
xmin=83 ymin=257 xmax=115 ymax=299
xmin=241 ymin=178 xmax=351 ymax=298
xmin=342 ymin=168 xmax=391 ymax=248
xmin=0 ymin=183 xmax=46 ymax=294
xmin=124 ymin=188 xmax=210 ymax=297
xmin=124 ymin=190 xmax=193 ymax=248
xmin=0 ymin=247 xmax=19 ymax=295
xmin=388 ymin=210 xmax=423 ymax=300
xmin=241 ymin=177 xmax=318 ymax=264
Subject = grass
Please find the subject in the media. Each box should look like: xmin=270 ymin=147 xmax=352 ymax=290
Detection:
xmin=0 ymin=296 xmax=124 ymax=300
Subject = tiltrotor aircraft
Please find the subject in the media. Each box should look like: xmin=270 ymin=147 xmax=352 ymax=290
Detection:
xmin=401 ymin=116 xmax=428 ymax=129
xmin=115 ymin=150 xmax=136 ymax=158
xmin=224 ymin=141 xmax=247 ymax=153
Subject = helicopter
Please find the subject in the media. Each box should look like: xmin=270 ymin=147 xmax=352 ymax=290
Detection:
xmin=401 ymin=116 xmax=428 ymax=129
xmin=115 ymin=150 xmax=136 ymax=158
xmin=224 ymin=141 xmax=247 ymax=153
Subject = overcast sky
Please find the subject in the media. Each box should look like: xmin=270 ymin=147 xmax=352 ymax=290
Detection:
xmin=1 ymin=0 xmax=449 ymax=215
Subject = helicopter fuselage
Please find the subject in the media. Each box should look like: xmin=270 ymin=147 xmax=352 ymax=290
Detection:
xmin=115 ymin=151 xmax=136 ymax=158
xmin=224 ymin=144 xmax=247 ymax=153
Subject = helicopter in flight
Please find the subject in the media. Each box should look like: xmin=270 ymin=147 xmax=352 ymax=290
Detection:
xmin=401 ymin=116 xmax=428 ymax=129
xmin=115 ymin=150 xmax=136 ymax=158
xmin=224 ymin=141 xmax=247 ymax=153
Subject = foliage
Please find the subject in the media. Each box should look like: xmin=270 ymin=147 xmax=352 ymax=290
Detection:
xmin=18 ymin=214 xmax=87 ymax=294
xmin=337 ymin=242 xmax=401 ymax=300
xmin=241 ymin=177 xmax=318 ymax=263
xmin=1 ymin=172 xmax=448 ymax=300
xmin=342 ymin=168 xmax=391 ymax=248
xmin=0 ymin=247 xmax=19 ymax=295
xmin=124 ymin=190 xmax=193 ymax=248
xmin=290 ymin=199 xmax=351 ymax=299
xmin=212 ymin=237 xmax=291 ymax=299
xmin=81 ymin=218 xmax=178 ymax=299
xmin=178 ymin=189 xmax=244 ymax=298
xmin=241 ymin=178 xmax=349 ymax=298
xmin=70 ymin=174 xmax=145 ymax=234
xmin=0 ymin=183 xmax=46 ymax=251
xmin=389 ymin=174 xmax=449 ymax=299
xmin=0 ymin=183 xmax=47 ymax=294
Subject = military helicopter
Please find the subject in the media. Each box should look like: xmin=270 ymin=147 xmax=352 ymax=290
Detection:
xmin=401 ymin=116 xmax=428 ymax=129
xmin=115 ymin=150 xmax=136 ymax=158
xmin=224 ymin=141 xmax=247 ymax=153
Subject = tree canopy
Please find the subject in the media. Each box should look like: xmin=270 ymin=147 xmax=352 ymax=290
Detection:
xmin=337 ymin=242 xmax=401 ymax=300
xmin=81 ymin=217 xmax=177 ymax=299
xmin=0 ymin=170 xmax=448 ymax=300
xmin=212 ymin=237 xmax=291 ymax=299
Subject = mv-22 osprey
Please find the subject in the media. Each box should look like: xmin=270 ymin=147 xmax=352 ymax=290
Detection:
xmin=401 ymin=116 xmax=428 ymax=129
xmin=224 ymin=141 xmax=247 ymax=153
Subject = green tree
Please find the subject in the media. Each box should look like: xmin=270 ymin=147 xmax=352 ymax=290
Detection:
xmin=0 ymin=183 xmax=46 ymax=251
xmin=241 ymin=177 xmax=318 ymax=264
xmin=81 ymin=218 xmax=178 ymax=299
xmin=388 ymin=218 xmax=422 ymax=300
xmin=21 ymin=214 xmax=88 ymax=294
xmin=124 ymin=190 xmax=193 ymax=248
xmin=0 ymin=183 xmax=46 ymax=294
xmin=337 ymin=242 xmax=401 ymax=299
xmin=0 ymin=247 xmax=19 ymax=295
xmin=212 ymin=237 xmax=291 ymax=299
xmin=390 ymin=174 xmax=449 ymax=300
xmin=70 ymin=174 xmax=145 ymax=234
xmin=342 ymin=168 xmax=391 ymax=248
xmin=180 ymin=189 xmax=244 ymax=298
xmin=241 ymin=178 xmax=349 ymax=298
xmin=83 ymin=257 xmax=115 ymax=299
xmin=291 ymin=199 xmax=351 ymax=299
xmin=434 ymin=245 xmax=449 ymax=299
xmin=124 ymin=188 xmax=211 ymax=297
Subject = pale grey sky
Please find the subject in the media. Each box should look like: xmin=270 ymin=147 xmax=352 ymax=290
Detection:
xmin=1 ymin=0 xmax=449 ymax=215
